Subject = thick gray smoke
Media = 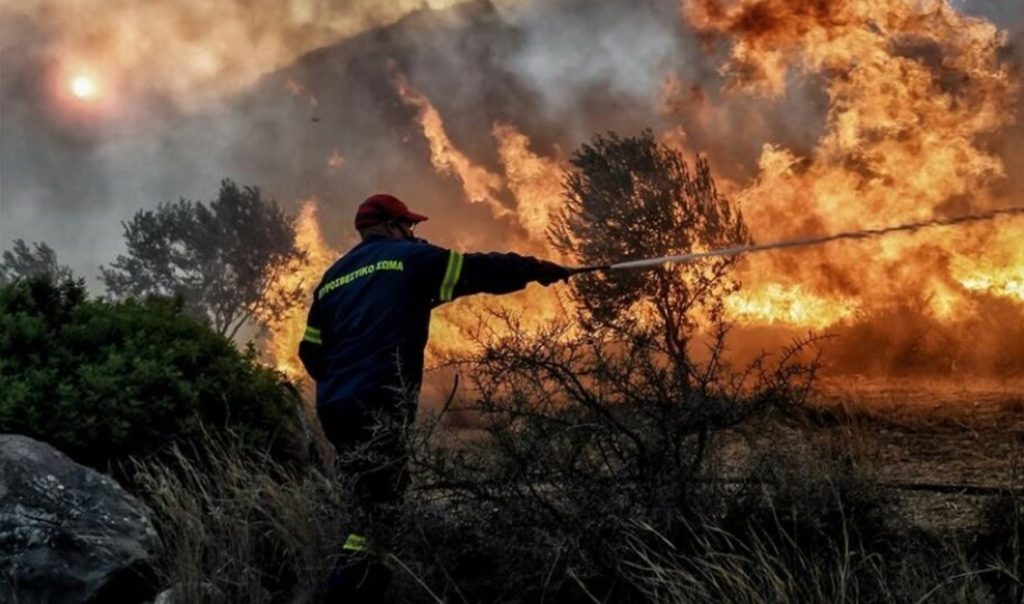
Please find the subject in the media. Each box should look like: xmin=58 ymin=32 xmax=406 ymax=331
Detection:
xmin=1 ymin=0 xmax=1021 ymax=288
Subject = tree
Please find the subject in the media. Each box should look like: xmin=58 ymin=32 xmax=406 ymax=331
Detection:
xmin=101 ymin=179 xmax=307 ymax=339
xmin=551 ymin=130 xmax=751 ymax=388
xmin=0 ymin=276 xmax=307 ymax=470
xmin=0 ymin=239 xmax=72 ymax=285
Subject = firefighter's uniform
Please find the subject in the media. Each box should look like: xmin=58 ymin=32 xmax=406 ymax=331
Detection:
xmin=298 ymin=203 xmax=566 ymax=601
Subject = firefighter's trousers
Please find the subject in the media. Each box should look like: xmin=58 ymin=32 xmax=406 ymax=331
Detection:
xmin=316 ymin=389 xmax=415 ymax=603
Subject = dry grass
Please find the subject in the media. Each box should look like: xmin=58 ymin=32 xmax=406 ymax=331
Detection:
xmin=131 ymin=412 xmax=1023 ymax=603
xmin=133 ymin=436 xmax=349 ymax=603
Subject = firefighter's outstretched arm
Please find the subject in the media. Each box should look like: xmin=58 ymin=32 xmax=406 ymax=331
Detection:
xmin=431 ymin=249 xmax=568 ymax=305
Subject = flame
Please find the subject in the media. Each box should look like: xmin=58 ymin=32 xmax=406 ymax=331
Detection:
xmin=392 ymin=70 xmax=510 ymax=219
xmin=492 ymin=121 xmax=566 ymax=251
xmin=262 ymin=199 xmax=337 ymax=382
xmin=391 ymin=72 xmax=567 ymax=251
xmin=387 ymin=81 xmax=571 ymax=359
xmin=262 ymin=196 xmax=566 ymax=381
xmin=674 ymin=0 xmax=1023 ymax=339
xmin=262 ymin=0 xmax=1024 ymax=381
xmin=402 ymin=93 xmax=571 ymax=353
xmin=954 ymin=248 xmax=1024 ymax=303
xmin=725 ymin=283 xmax=858 ymax=329
xmin=263 ymin=107 xmax=569 ymax=379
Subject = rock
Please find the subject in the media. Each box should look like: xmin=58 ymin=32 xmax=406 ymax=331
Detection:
xmin=0 ymin=434 xmax=159 ymax=604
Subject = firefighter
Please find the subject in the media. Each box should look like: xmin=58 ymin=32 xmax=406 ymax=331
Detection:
xmin=298 ymin=193 xmax=569 ymax=601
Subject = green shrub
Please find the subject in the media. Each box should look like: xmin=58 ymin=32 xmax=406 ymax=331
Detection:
xmin=0 ymin=276 xmax=306 ymax=470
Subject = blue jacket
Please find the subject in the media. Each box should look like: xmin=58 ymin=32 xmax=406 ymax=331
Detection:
xmin=298 ymin=235 xmax=549 ymax=407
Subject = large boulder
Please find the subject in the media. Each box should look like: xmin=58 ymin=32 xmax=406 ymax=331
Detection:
xmin=0 ymin=434 xmax=158 ymax=604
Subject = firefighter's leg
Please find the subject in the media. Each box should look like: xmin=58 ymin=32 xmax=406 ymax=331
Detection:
xmin=317 ymin=396 xmax=408 ymax=603
xmin=320 ymin=533 xmax=391 ymax=603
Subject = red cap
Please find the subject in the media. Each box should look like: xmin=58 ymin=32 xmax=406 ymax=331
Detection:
xmin=354 ymin=194 xmax=429 ymax=230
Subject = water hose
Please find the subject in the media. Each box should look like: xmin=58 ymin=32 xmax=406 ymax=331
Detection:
xmin=566 ymin=205 xmax=1024 ymax=276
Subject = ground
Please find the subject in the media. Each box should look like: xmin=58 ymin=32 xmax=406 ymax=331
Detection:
xmin=786 ymin=377 xmax=1023 ymax=534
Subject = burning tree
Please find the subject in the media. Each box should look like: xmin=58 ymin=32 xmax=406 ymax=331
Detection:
xmin=551 ymin=130 xmax=751 ymax=388
xmin=102 ymin=179 xmax=307 ymax=340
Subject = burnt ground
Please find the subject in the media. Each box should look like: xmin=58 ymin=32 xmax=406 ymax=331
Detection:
xmin=750 ymin=377 xmax=1024 ymax=534
xmin=436 ymin=375 xmax=1023 ymax=535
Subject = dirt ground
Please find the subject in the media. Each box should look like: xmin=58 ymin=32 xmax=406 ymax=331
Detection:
xmin=793 ymin=377 xmax=1023 ymax=533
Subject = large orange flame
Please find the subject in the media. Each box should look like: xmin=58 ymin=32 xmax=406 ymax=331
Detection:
xmin=675 ymin=0 xmax=1023 ymax=334
xmin=492 ymin=121 xmax=566 ymax=251
xmin=262 ymin=199 xmax=337 ymax=383
xmin=392 ymin=70 xmax=510 ymax=220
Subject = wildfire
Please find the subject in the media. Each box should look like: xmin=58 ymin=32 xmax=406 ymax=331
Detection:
xmin=725 ymin=283 xmax=858 ymax=329
xmin=955 ymin=257 xmax=1024 ymax=304
xmin=262 ymin=195 xmax=567 ymax=385
xmin=264 ymin=89 xmax=569 ymax=381
xmin=673 ymin=0 xmax=1023 ymax=337
xmin=492 ymin=122 xmax=567 ymax=250
xmin=390 ymin=80 xmax=572 ymax=353
xmin=264 ymin=0 xmax=1023 ymax=381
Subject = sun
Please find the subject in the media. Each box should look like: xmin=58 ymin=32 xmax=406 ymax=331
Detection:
xmin=70 ymin=75 xmax=98 ymax=99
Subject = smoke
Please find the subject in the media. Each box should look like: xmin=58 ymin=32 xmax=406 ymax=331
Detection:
xmin=498 ymin=0 xmax=682 ymax=117
xmin=0 ymin=0 xmax=481 ymax=280
xmin=3 ymin=0 xmax=475 ymax=110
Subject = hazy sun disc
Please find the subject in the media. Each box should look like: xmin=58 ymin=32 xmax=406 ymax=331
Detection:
xmin=70 ymin=75 xmax=97 ymax=99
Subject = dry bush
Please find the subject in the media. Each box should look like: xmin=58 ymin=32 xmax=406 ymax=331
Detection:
xmin=380 ymin=309 xmax=821 ymax=602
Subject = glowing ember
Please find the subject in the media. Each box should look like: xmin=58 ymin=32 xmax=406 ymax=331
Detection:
xmin=327 ymin=150 xmax=345 ymax=172
xmin=285 ymin=77 xmax=318 ymax=107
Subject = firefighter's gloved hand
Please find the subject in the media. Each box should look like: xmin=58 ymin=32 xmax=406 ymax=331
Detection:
xmin=534 ymin=260 xmax=571 ymax=286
